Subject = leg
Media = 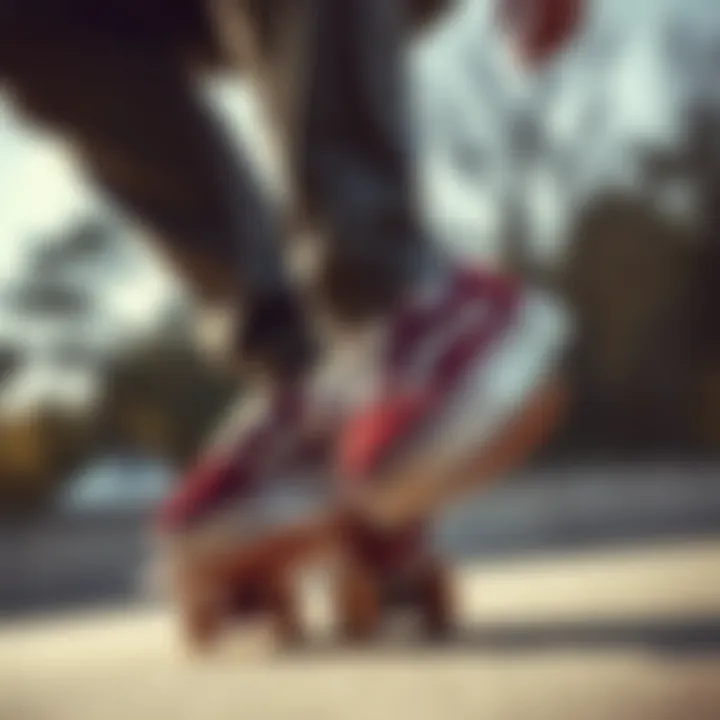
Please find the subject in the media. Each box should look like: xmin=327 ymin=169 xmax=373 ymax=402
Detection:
xmin=235 ymin=0 xmax=436 ymax=322
xmin=0 ymin=8 xmax=313 ymax=378
xmin=300 ymin=0 xmax=437 ymax=320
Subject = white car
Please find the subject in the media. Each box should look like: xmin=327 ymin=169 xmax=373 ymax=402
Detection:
xmin=60 ymin=456 xmax=175 ymax=514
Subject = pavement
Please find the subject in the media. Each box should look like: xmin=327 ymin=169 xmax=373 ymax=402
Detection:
xmin=3 ymin=539 xmax=720 ymax=720
xmin=4 ymin=463 xmax=720 ymax=617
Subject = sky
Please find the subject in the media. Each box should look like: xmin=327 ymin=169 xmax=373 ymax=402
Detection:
xmin=0 ymin=100 xmax=88 ymax=282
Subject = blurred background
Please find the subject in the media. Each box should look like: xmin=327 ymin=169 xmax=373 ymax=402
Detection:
xmin=1 ymin=0 xmax=720 ymax=629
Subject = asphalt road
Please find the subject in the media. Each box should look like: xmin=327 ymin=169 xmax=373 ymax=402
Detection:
xmin=3 ymin=540 xmax=720 ymax=720
xmin=3 ymin=463 xmax=720 ymax=617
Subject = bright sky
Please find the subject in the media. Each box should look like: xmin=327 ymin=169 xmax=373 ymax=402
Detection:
xmin=0 ymin=100 xmax=88 ymax=282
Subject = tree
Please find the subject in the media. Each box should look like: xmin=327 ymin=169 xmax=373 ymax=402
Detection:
xmin=559 ymin=192 xmax=704 ymax=457
xmin=99 ymin=336 xmax=238 ymax=466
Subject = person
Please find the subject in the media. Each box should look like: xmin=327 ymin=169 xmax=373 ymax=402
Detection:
xmin=152 ymin=0 xmax=585 ymax=646
xmin=1 ymin=0 xmax=581 ymax=642
xmin=1 ymin=0 xmax=451 ymax=379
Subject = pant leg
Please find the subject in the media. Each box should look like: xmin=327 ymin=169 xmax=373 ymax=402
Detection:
xmin=0 ymin=4 xmax=285 ymax=306
xmin=236 ymin=0 xmax=435 ymax=321
xmin=1 ymin=4 xmax=321 ymax=377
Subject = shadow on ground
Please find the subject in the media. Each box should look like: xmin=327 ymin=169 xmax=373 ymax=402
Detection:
xmin=283 ymin=618 xmax=720 ymax=660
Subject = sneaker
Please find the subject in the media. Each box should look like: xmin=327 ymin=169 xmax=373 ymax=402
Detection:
xmin=157 ymin=384 xmax=331 ymax=538
xmin=157 ymin=261 xmax=571 ymax=570
xmin=336 ymin=262 xmax=573 ymax=520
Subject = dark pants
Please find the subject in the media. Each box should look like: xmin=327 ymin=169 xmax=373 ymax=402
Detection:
xmin=0 ymin=0 xmax=427 ymax=323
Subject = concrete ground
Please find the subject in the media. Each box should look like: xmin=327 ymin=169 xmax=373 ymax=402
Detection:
xmin=3 ymin=539 xmax=720 ymax=720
